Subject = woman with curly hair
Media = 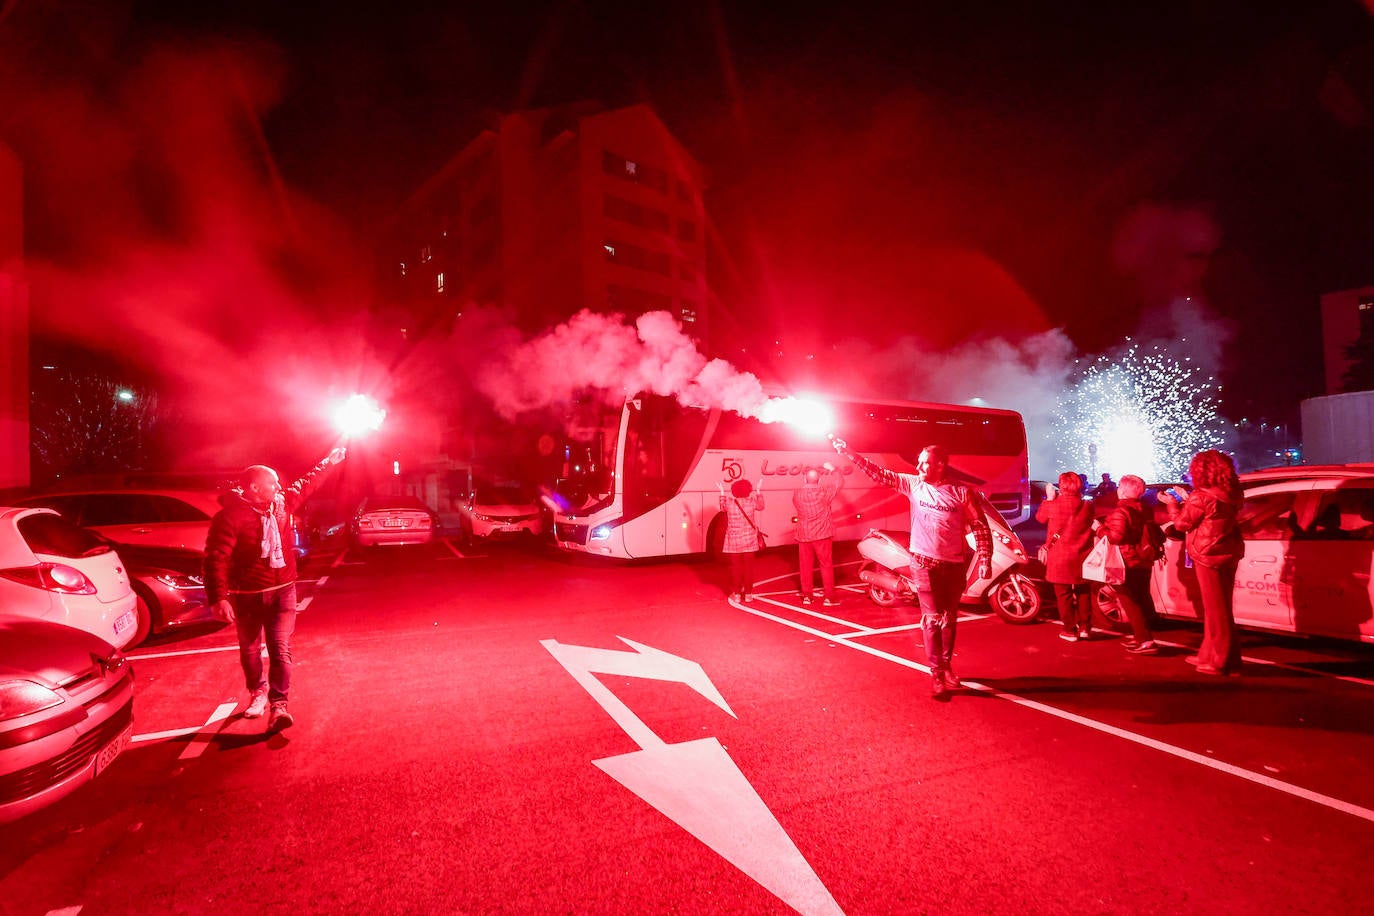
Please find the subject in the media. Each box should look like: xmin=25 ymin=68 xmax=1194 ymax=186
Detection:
xmin=1035 ymin=471 xmax=1097 ymax=641
xmin=1162 ymin=449 xmax=1246 ymax=675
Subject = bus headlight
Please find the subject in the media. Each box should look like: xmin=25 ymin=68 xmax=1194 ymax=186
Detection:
xmin=590 ymin=524 xmax=614 ymax=541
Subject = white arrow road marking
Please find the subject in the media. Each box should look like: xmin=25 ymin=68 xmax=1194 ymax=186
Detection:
xmin=596 ymin=738 xmax=843 ymax=916
xmin=542 ymin=638 xmax=843 ymax=916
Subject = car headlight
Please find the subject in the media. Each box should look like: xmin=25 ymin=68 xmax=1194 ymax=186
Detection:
xmin=0 ymin=679 xmax=64 ymax=720
xmin=154 ymin=572 xmax=205 ymax=590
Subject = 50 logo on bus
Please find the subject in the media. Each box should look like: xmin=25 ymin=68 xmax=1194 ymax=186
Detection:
xmin=721 ymin=458 xmax=744 ymax=480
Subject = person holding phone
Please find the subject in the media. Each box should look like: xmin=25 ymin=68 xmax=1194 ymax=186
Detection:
xmin=719 ymin=478 xmax=764 ymax=603
xmin=1160 ymin=450 xmax=1245 ymax=675
xmin=1036 ymin=471 xmax=1097 ymax=641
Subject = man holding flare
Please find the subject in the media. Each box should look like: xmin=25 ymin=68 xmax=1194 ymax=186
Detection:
xmin=831 ymin=435 xmax=992 ymax=700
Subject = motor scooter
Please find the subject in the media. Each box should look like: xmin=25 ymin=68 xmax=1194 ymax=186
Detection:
xmin=855 ymin=494 xmax=1043 ymax=624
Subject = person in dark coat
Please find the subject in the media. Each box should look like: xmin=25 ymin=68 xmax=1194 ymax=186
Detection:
xmin=1035 ymin=471 xmax=1097 ymax=640
xmin=1161 ymin=450 xmax=1245 ymax=675
xmin=205 ymin=447 xmax=346 ymax=729
xmin=1100 ymin=474 xmax=1160 ymax=654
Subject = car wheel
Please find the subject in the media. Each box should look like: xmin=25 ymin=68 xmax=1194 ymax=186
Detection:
xmin=1092 ymin=585 xmax=1129 ymax=629
xmin=129 ymin=587 xmax=156 ymax=647
xmin=990 ymin=572 xmax=1042 ymax=624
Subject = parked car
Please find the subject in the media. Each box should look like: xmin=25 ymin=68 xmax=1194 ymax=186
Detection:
xmin=350 ymin=495 xmax=438 ymax=547
xmin=14 ymin=487 xmax=311 ymax=558
xmin=110 ymin=543 xmax=212 ymax=647
xmin=1150 ymin=466 xmax=1374 ymax=643
xmin=0 ymin=616 xmax=134 ymax=824
xmin=12 ymin=489 xmax=222 ymax=553
xmin=458 ymin=480 xmax=545 ymax=542
xmin=0 ymin=507 xmax=139 ymax=650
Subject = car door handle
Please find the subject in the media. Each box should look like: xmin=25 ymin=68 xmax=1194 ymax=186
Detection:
xmin=130 ymin=527 xmax=152 ymax=534
xmin=1247 ymin=556 xmax=1278 ymax=564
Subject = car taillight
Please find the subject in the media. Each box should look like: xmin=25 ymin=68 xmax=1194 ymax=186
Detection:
xmin=357 ymin=518 xmax=374 ymax=527
xmin=0 ymin=563 xmax=98 ymax=595
xmin=419 ymin=517 xmax=433 ymax=527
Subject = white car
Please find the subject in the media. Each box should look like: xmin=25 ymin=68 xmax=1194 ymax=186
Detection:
xmin=458 ymin=480 xmax=545 ymax=542
xmin=350 ymin=495 xmax=438 ymax=547
xmin=1150 ymin=466 xmax=1374 ymax=643
xmin=0 ymin=507 xmax=140 ymax=650
xmin=0 ymin=616 xmax=134 ymax=824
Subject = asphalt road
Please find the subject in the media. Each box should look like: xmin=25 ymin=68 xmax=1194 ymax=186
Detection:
xmin=3 ymin=536 xmax=1374 ymax=915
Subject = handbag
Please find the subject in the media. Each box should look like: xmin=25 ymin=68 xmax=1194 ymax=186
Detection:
xmin=735 ymin=498 xmax=767 ymax=550
xmin=1082 ymin=536 xmax=1126 ymax=584
xmin=1036 ymin=533 xmax=1058 ymax=565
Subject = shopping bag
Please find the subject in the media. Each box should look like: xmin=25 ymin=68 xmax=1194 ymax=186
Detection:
xmin=1082 ymin=537 xmax=1126 ymax=584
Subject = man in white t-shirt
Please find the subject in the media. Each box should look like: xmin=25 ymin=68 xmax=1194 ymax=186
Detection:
xmin=833 ymin=438 xmax=991 ymax=700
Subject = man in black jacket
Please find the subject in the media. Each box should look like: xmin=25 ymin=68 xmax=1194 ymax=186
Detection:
xmin=205 ymin=447 xmax=345 ymax=729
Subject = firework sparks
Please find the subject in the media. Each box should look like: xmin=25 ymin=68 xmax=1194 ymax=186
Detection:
xmin=1053 ymin=340 xmax=1226 ymax=481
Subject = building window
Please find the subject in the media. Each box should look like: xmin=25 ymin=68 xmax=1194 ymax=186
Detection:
xmin=679 ymin=305 xmax=697 ymax=324
xmin=603 ymin=239 xmax=670 ymax=276
xmin=607 ymin=284 xmax=671 ymax=313
xmin=604 ymin=194 xmax=670 ymax=233
xmin=602 ymin=150 xmax=668 ymax=193
xmin=679 ymin=260 xmax=697 ymax=281
xmin=399 ymin=261 xmax=407 ymax=278
xmin=436 ymin=272 xmax=445 ymax=293
xmin=677 ymin=219 xmax=696 ymax=242
xmin=421 ymin=245 xmax=432 ymax=263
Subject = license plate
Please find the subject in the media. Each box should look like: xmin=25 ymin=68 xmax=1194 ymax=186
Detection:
xmin=383 ymin=519 xmax=405 ymax=528
xmin=113 ymin=610 xmax=135 ymax=635
xmin=95 ymin=723 xmax=133 ymax=776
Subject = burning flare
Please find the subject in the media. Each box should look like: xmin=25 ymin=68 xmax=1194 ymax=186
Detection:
xmin=332 ymin=394 xmax=387 ymax=438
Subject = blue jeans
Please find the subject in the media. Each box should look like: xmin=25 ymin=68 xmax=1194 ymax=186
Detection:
xmin=912 ymin=560 xmax=965 ymax=673
xmin=232 ymin=585 xmax=298 ymax=703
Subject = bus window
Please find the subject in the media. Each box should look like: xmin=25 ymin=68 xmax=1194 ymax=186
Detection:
xmin=623 ymin=397 xmax=709 ymax=519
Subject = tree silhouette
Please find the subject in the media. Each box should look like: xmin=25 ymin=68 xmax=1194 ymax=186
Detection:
xmin=30 ymin=371 xmax=163 ymax=483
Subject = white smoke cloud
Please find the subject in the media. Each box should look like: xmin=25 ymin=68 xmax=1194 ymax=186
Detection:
xmin=475 ymin=309 xmax=771 ymax=420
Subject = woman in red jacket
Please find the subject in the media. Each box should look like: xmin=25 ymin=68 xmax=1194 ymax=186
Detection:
xmin=1035 ymin=471 xmax=1097 ymax=641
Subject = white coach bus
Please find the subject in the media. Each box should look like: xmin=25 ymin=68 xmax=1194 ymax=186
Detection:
xmin=552 ymin=393 xmax=1030 ymax=559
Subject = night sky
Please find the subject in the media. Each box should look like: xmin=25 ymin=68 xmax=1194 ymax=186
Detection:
xmin=5 ymin=0 xmax=1374 ymax=440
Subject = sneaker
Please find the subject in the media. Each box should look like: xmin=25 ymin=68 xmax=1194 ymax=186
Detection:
xmin=243 ymin=687 xmax=269 ymax=719
xmin=1195 ymin=664 xmax=1223 ymax=676
xmin=1185 ymin=655 xmax=1201 ymax=666
xmin=742 ymin=593 xmax=754 ymax=603
xmin=1125 ymin=640 xmax=1158 ymax=655
xmin=1078 ymin=628 xmax=1092 ymax=640
xmin=941 ymin=669 xmax=962 ymax=689
xmin=822 ymin=598 xmax=841 ymax=607
xmin=268 ymin=702 xmax=294 ymax=730
xmin=1059 ymin=630 xmax=1079 ymax=642
xmin=801 ymin=596 xmax=813 ymax=605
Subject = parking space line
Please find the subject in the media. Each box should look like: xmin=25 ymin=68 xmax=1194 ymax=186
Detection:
xmin=441 ymin=537 xmax=465 ymax=558
xmin=132 ymin=725 xmax=204 ymax=743
xmin=1150 ymin=638 xmax=1374 ymax=689
xmin=731 ymin=597 xmax=1374 ymax=825
xmin=297 ymin=596 xmax=314 ymax=612
xmin=129 ymin=645 xmax=239 ymax=660
xmin=176 ymin=701 xmax=238 ymax=761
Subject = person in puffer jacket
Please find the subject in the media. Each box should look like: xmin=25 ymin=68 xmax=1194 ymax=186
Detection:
xmin=1036 ymin=470 xmax=1096 ymax=642
xmin=1161 ymin=450 xmax=1245 ymax=676
xmin=1100 ymin=474 xmax=1161 ymax=655
xmin=205 ymin=447 xmax=346 ymax=729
